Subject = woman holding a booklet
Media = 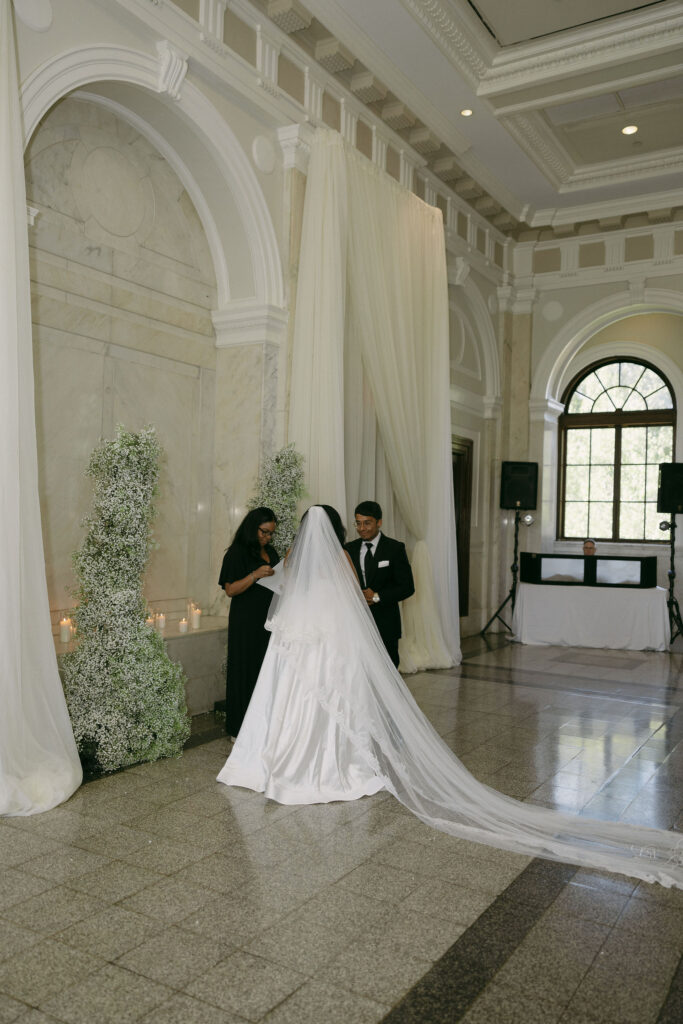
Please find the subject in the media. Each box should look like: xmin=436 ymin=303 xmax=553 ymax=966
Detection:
xmin=218 ymin=507 xmax=280 ymax=738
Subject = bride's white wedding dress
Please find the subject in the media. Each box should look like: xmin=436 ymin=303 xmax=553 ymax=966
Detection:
xmin=218 ymin=507 xmax=683 ymax=888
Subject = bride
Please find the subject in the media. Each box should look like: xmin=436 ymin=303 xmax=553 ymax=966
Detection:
xmin=218 ymin=505 xmax=683 ymax=888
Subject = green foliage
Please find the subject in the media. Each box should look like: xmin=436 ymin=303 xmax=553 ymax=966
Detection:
xmin=62 ymin=426 xmax=190 ymax=773
xmin=248 ymin=443 xmax=306 ymax=555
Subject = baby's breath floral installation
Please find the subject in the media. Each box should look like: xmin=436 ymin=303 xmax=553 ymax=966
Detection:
xmin=62 ymin=425 xmax=190 ymax=773
xmin=248 ymin=443 xmax=305 ymax=555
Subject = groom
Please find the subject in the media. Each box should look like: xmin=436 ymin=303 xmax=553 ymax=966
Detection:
xmin=346 ymin=501 xmax=415 ymax=667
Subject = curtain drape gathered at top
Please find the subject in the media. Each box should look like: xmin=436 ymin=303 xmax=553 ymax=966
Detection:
xmin=289 ymin=129 xmax=460 ymax=667
xmin=0 ymin=0 xmax=82 ymax=814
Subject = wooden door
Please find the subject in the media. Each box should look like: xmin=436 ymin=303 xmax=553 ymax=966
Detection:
xmin=452 ymin=438 xmax=473 ymax=617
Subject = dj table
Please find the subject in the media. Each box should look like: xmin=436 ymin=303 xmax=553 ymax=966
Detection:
xmin=512 ymin=553 xmax=669 ymax=651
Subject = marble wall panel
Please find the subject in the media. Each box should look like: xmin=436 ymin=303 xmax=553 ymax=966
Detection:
xmin=109 ymin=352 xmax=200 ymax=603
xmin=112 ymin=250 xmax=215 ymax=307
xmin=210 ymin=344 xmax=265 ymax=615
xmin=109 ymin=283 xmax=214 ymax=336
xmin=30 ymin=251 xmax=113 ymax=306
xmin=31 ymin=290 xmax=112 ymax=343
xmin=27 ymin=95 xmax=219 ymax=614
xmin=188 ymin=367 xmax=216 ymax=606
xmin=33 ymin=333 xmax=106 ymax=610
xmin=29 ymin=209 xmax=115 ymax=276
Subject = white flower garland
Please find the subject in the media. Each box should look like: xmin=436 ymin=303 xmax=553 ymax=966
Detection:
xmin=62 ymin=426 xmax=190 ymax=772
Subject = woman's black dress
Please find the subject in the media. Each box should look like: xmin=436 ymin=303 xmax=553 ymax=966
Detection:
xmin=219 ymin=543 xmax=280 ymax=736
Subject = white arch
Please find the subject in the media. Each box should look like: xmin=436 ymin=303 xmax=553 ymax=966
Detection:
xmin=532 ymin=288 xmax=683 ymax=405
xmin=448 ymin=271 xmax=501 ymax=400
xmin=20 ymin=45 xmax=284 ymax=309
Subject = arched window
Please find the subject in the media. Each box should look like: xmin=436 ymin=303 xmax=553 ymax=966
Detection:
xmin=558 ymin=359 xmax=675 ymax=542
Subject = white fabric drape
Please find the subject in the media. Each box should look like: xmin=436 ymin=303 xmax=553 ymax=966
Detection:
xmin=0 ymin=0 xmax=82 ymax=814
xmin=290 ymin=130 xmax=460 ymax=667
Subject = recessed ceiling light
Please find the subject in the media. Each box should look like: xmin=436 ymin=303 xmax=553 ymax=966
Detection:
xmin=460 ymin=108 xmax=473 ymax=117
xmin=621 ymin=125 xmax=638 ymax=135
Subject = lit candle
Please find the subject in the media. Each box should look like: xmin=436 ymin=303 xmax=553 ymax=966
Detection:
xmin=178 ymin=617 xmax=189 ymax=633
xmin=191 ymin=607 xmax=202 ymax=629
xmin=59 ymin=617 xmax=71 ymax=643
xmin=157 ymin=613 xmax=166 ymax=631
xmin=70 ymin=623 xmax=76 ymax=638
xmin=145 ymin=614 xmax=154 ymax=627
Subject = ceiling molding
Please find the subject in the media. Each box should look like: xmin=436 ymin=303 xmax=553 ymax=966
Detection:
xmin=501 ymin=112 xmax=574 ymax=188
xmin=559 ymin=146 xmax=683 ymax=192
xmin=530 ymin=186 xmax=683 ymax=228
xmin=397 ymin=0 xmax=683 ymax=100
xmin=398 ymin=0 xmax=492 ymax=88
xmin=501 ymin=108 xmax=683 ymax=200
xmin=481 ymin=5 xmax=683 ymax=97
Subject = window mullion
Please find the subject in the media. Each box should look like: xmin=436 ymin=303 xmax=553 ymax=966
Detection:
xmin=613 ymin=426 xmax=621 ymax=541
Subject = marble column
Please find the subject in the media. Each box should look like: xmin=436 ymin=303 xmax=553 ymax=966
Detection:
xmin=210 ymin=302 xmax=288 ymax=614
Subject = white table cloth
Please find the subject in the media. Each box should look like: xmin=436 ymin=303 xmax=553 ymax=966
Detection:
xmin=511 ymin=583 xmax=669 ymax=651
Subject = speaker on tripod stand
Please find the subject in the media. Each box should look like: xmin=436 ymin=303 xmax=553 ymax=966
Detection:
xmin=499 ymin=461 xmax=539 ymax=512
xmin=657 ymin=463 xmax=683 ymax=644
xmin=481 ymin=462 xmax=538 ymax=635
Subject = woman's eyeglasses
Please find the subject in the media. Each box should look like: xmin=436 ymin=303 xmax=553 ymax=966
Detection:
xmin=258 ymin=527 xmax=275 ymax=537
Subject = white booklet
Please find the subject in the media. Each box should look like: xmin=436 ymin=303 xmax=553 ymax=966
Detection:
xmin=256 ymin=559 xmax=286 ymax=594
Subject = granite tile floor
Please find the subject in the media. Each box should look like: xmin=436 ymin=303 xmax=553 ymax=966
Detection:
xmin=0 ymin=636 xmax=681 ymax=1023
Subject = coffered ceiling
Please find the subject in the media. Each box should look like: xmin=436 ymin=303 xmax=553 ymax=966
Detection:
xmin=259 ymin=0 xmax=683 ymax=237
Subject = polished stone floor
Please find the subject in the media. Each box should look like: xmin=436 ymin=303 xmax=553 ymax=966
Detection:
xmin=0 ymin=637 xmax=681 ymax=1023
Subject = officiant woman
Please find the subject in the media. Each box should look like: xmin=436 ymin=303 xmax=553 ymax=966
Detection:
xmin=219 ymin=507 xmax=279 ymax=738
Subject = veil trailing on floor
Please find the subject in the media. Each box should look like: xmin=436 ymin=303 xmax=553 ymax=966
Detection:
xmin=260 ymin=507 xmax=683 ymax=888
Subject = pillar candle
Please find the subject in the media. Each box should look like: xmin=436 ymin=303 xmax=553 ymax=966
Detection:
xmin=59 ymin=618 xmax=71 ymax=643
xmin=145 ymin=615 xmax=154 ymax=627
xmin=178 ymin=618 xmax=189 ymax=633
xmin=157 ymin=613 xmax=166 ymax=631
xmin=191 ymin=607 xmax=202 ymax=629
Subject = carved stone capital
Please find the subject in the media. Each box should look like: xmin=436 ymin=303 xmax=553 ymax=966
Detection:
xmin=449 ymin=256 xmax=471 ymax=287
xmin=277 ymin=123 xmax=315 ymax=173
xmin=213 ymin=301 xmax=289 ymax=348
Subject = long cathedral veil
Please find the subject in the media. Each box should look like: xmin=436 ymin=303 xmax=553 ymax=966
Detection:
xmin=266 ymin=506 xmax=683 ymax=888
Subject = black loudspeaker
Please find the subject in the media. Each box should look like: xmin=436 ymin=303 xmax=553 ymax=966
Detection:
xmin=657 ymin=463 xmax=683 ymax=514
xmin=500 ymin=461 xmax=538 ymax=510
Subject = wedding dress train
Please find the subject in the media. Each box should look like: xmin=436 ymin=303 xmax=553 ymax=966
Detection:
xmin=218 ymin=507 xmax=683 ymax=888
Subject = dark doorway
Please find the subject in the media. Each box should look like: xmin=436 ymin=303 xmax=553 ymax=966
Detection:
xmin=452 ymin=438 xmax=473 ymax=617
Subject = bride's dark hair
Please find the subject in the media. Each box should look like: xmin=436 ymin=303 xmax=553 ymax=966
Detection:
xmin=301 ymin=504 xmax=346 ymax=546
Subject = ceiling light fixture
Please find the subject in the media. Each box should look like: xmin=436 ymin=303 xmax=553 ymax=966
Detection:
xmin=460 ymin=108 xmax=473 ymax=117
xmin=621 ymin=125 xmax=638 ymax=135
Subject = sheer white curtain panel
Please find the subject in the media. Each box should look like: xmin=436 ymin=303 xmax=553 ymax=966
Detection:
xmin=0 ymin=0 xmax=82 ymax=815
xmin=289 ymin=130 xmax=460 ymax=667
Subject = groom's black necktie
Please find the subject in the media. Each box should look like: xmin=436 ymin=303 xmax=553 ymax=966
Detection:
xmin=364 ymin=542 xmax=375 ymax=586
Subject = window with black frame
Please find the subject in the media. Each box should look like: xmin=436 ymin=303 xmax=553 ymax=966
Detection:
xmin=558 ymin=359 xmax=675 ymax=542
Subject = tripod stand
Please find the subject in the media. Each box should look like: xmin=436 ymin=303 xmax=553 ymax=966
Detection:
xmin=480 ymin=507 xmax=523 ymax=636
xmin=662 ymin=515 xmax=683 ymax=645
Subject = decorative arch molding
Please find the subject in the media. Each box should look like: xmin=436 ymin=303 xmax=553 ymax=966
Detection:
xmin=20 ymin=44 xmax=284 ymax=310
xmin=448 ymin=265 xmax=501 ymax=404
xmin=532 ymin=289 xmax=683 ymax=406
xmin=556 ymin=342 xmax=683 ymax=414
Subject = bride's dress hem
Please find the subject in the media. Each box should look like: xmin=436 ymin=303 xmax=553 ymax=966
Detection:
xmin=216 ymin=765 xmax=385 ymax=805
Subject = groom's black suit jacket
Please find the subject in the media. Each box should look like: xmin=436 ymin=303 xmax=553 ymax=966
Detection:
xmin=345 ymin=534 xmax=415 ymax=653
